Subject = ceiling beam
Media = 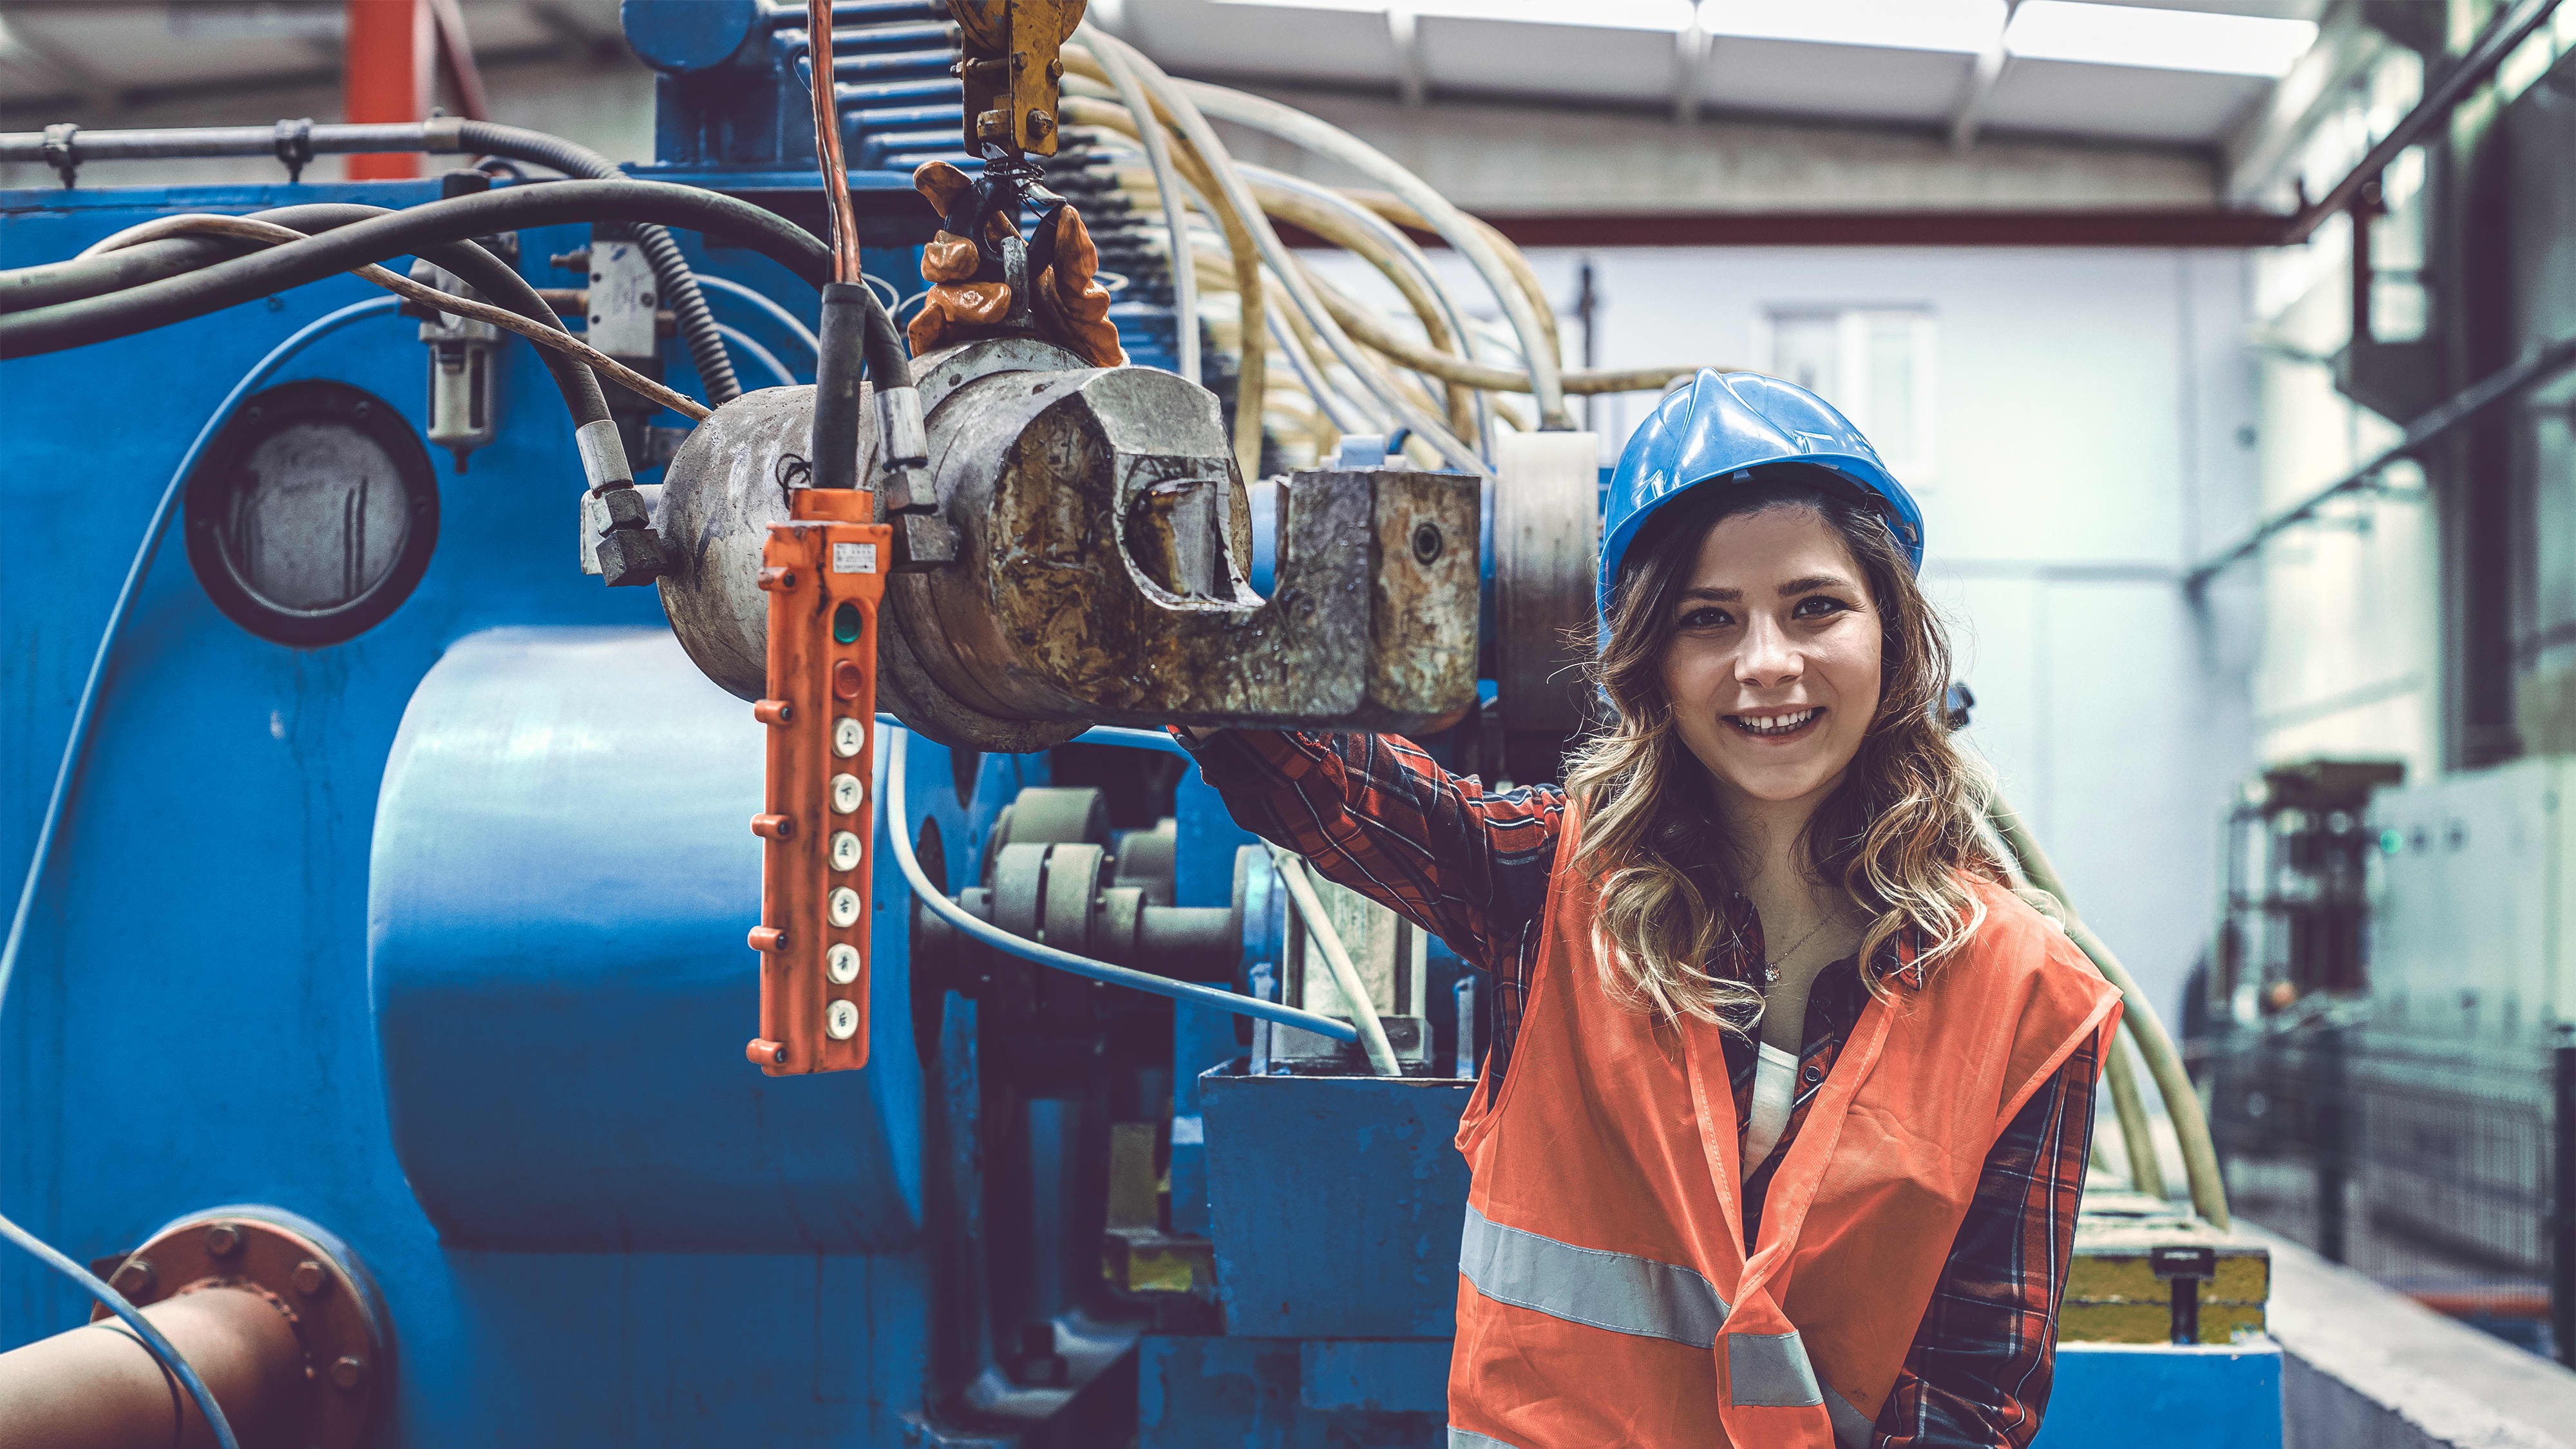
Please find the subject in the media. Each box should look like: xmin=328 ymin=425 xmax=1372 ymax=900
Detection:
xmin=0 ymin=14 xmax=122 ymax=115
xmin=1277 ymin=207 xmax=2300 ymax=249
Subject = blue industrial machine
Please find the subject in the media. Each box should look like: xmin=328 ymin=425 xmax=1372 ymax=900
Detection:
xmin=1 ymin=4 xmax=2282 ymax=1446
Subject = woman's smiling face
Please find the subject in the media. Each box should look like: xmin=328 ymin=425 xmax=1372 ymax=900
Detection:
xmin=1655 ymin=504 xmax=1884 ymax=810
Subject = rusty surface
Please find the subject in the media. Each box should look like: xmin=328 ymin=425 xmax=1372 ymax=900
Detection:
xmin=0 ymin=1285 xmax=308 ymax=1449
xmin=951 ymin=0 xmax=1084 ymax=158
xmin=664 ymin=339 xmax=1477 ymax=744
xmin=33 ymin=1209 xmax=392 ymax=1449
xmin=751 ymin=489 xmax=889 ymax=1075
xmin=909 ymin=363 xmax=1479 ymax=730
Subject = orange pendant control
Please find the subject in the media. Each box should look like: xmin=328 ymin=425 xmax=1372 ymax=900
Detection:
xmin=746 ymin=489 xmax=890 ymax=1075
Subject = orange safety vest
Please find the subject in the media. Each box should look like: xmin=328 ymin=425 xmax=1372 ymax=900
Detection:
xmin=1447 ymin=814 xmax=2121 ymax=1449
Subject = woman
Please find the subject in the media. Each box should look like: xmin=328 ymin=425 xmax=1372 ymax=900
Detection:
xmin=1180 ymin=372 xmax=2122 ymax=1449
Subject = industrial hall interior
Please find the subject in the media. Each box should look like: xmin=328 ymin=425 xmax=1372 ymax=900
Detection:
xmin=3 ymin=1 xmax=2574 ymax=1446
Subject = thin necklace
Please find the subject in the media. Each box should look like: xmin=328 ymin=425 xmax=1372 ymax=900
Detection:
xmin=1760 ymin=912 xmax=1835 ymax=986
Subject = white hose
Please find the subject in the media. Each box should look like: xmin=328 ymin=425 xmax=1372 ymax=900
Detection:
xmin=1090 ymin=39 xmax=1200 ymax=385
xmin=1173 ymin=78 xmax=1569 ymax=428
xmin=1264 ymin=845 xmax=1402 ymax=1076
xmin=714 ymin=323 xmax=800 ymax=390
xmin=1267 ymin=299 xmax=1379 ymax=435
xmin=883 ymin=728 xmax=1359 ymax=1041
xmin=1243 ymin=162 xmax=1493 ymax=459
xmin=1076 ymin=30 xmax=1491 ymax=478
xmin=694 ymin=272 xmax=822 ymax=357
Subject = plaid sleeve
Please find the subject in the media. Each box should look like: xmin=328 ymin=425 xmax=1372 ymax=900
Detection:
xmin=1178 ymin=729 xmax=1566 ymax=1085
xmin=1875 ymin=1034 xmax=2102 ymax=1449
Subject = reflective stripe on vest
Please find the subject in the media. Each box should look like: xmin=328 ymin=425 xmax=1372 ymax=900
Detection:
xmin=1458 ymin=1204 xmax=1732 ymax=1347
xmin=1825 ymin=1385 xmax=1876 ymax=1448
xmin=1726 ymin=1328 xmax=1822 ymax=1407
xmin=1448 ymin=1430 xmax=1522 ymax=1449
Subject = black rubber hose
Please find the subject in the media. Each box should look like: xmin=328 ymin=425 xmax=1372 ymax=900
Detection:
xmin=457 ymin=120 xmax=743 ymax=405
xmin=2 ymin=234 xmax=235 ymax=313
xmin=254 ymin=202 xmax=614 ymax=428
xmin=0 ymin=180 xmax=831 ymax=360
xmin=811 ymin=281 xmax=869 ymax=490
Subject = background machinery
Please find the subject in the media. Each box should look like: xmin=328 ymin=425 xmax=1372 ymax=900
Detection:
xmin=1 ymin=3 xmax=2273 ymax=1444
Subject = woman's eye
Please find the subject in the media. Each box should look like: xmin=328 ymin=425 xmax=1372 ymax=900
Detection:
xmin=1676 ymin=606 xmax=1734 ymax=630
xmin=1792 ymin=595 xmax=1850 ymax=620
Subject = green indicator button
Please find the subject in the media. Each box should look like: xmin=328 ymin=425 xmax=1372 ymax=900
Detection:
xmin=833 ymin=601 xmax=863 ymax=644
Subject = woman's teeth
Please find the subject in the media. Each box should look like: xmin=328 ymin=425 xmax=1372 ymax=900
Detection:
xmin=1728 ymin=708 xmax=1819 ymax=737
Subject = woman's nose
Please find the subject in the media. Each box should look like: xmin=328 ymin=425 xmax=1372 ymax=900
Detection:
xmin=1735 ymin=616 xmax=1801 ymax=689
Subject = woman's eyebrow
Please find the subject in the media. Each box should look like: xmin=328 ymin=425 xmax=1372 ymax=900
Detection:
xmin=1777 ymin=574 xmax=1852 ymax=596
xmin=1675 ymin=585 xmax=1741 ymax=603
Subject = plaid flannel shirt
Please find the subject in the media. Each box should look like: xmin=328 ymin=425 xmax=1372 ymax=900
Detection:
xmin=1184 ymin=728 xmax=2101 ymax=1449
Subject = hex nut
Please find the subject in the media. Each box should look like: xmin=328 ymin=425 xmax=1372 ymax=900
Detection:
xmin=292 ymin=1260 xmax=329 ymax=1297
xmin=330 ymin=1354 xmax=367 ymax=1390
xmin=108 ymin=1259 xmax=155 ymax=1298
xmin=203 ymin=1223 xmax=243 ymax=1257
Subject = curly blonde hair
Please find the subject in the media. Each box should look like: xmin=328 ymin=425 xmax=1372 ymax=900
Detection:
xmin=1562 ymin=468 xmax=2002 ymax=1033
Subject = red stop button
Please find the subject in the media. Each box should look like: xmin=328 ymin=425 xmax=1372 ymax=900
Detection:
xmin=831 ymin=658 xmax=864 ymax=701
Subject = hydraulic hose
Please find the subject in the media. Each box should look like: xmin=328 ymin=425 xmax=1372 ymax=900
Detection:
xmin=1985 ymin=796 xmax=2230 ymax=1228
xmin=0 ymin=179 xmax=837 ymax=360
xmin=2 ymin=201 xmax=618 ymax=433
xmin=451 ymin=120 xmax=743 ymax=405
xmin=1070 ymin=32 xmax=1490 ymax=477
xmin=1088 ymin=39 xmax=1200 ymax=385
xmin=884 ymin=727 xmax=1359 ymax=1042
xmin=83 ymin=212 xmax=701 ymax=421
xmin=0 ymin=117 xmax=743 ymax=401
xmin=1168 ymin=77 xmax=1570 ymax=429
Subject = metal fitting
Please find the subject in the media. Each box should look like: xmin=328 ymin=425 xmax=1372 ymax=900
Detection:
xmin=875 ymin=385 xmax=930 ymax=469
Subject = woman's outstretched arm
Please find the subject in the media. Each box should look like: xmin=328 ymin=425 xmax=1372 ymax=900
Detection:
xmin=1179 ymin=730 xmax=1565 ymax=972
xmin=1875 ymin=1035 xmax=2104 ymax=1448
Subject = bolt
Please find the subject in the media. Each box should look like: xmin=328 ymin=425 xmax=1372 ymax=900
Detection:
xmin=329 ymin=1354 xmax=367 ymax=1390
xmin=1410 ymin=521 xmax=1444 ymax=565
xmin=109 ymin=1259 xmax=156 ymax=1298
xmin=1027 ymin=109 xmax=1056 ymax=139
xmin=203 ymin=1222 xmax=243 ymax=1258
xmin=292 ymin=1260 xmax=329 ymax=1297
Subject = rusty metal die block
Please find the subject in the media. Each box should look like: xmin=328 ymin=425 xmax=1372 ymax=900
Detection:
xmin=904 ymin=365 xmax=1481 ymax=732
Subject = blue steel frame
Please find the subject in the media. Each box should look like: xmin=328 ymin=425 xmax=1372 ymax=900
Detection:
xmin=0 ymin=176 xmax=1084 ymax=1444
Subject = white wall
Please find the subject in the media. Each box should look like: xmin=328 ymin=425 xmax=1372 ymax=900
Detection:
xmin=1317 ymin=243 xmax=2263 ymax=1021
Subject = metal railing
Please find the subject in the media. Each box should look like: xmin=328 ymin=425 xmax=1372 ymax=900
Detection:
xmin=2203 ymin=1024 xmax=2575 ymax=1363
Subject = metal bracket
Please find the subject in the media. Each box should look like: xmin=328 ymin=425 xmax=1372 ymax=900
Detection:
xmin=40 ymin=122 xmax=77 ymax=188
xmin=2151 ymin=1244 xmax=2218 ymax=1344
xmin=273 ymin=116 xmax=314 ymax=184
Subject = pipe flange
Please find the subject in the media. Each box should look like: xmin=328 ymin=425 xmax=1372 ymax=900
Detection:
xmin=90 ymin=1205 xmax=392 ymax=1449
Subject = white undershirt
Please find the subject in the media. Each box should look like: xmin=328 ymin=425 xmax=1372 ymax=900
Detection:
xmin=1743 ymin=1041 xmax=1800 ymax=1175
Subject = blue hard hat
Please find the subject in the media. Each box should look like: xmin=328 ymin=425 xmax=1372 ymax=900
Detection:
xmin=1598 ymin=370 xmax=1925 ymax=618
